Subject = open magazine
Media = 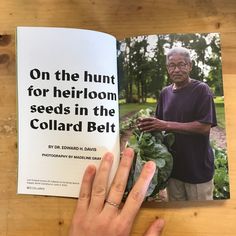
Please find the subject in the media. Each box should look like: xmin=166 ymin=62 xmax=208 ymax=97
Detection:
xmin=17 ymin=27 xmax=229 ymax=201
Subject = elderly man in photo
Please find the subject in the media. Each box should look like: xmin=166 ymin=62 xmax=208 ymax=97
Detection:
xmin=138 ymin=47 xmax=217 ymax=201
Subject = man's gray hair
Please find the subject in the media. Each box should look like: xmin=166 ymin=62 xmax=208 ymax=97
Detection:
xmin=166 ymin=47 xmax=191 ymax=64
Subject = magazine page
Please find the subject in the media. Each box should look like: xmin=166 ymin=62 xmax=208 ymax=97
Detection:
xmin=17 ymin=27 xmax=119 ymax=197
xmin=118 ymin=32 xmax=229 ymax=202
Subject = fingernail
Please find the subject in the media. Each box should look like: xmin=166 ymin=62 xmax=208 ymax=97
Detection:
xmin=104 ymin=152 xmax=113 ymax=162
xmin=145 ymin=161 xmax=156 ymax=171
xmin=123 ymin=148 xmax=134 ymax=157
xmin=155 ymin=218 xmax=165 ymax=228
xmin=86 ymin=165 xmax=96 ymax=175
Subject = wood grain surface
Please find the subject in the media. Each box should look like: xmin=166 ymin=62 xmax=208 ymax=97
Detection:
xmin=0 ymin=0 xmax=236 ymax=235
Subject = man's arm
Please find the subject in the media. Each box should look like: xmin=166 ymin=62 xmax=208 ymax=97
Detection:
xmin=138 ymin=117 xmax=211 ymax=136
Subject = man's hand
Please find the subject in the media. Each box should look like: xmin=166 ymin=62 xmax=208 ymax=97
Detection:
xmin=138 ymin=117 xmax=168 ymax=132
xmin=138 ymin=118 xmax=211 ymax=136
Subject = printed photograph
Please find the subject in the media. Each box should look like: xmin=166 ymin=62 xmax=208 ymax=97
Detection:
xmin=118 ymin=33 xmax=229 ymax=202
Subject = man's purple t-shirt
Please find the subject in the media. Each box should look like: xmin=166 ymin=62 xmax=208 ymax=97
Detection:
xmin=156 ymin=79 xmax=217 ymax=184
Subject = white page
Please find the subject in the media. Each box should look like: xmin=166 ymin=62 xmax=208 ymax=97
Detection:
xmin=17 ymin=27 xmax=119 ymax=197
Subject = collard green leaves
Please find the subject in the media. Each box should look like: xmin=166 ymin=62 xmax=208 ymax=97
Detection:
xmin=211 ymin=142 xmax=230 ymax=199
xmin=122 ymin=108 xmax=174 ymax=199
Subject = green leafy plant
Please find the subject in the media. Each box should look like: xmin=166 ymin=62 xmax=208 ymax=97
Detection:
xmin=212 ymin=142 xmax=230 ymax=199
xmin=121 ymin=108 xmax=174 ymax=200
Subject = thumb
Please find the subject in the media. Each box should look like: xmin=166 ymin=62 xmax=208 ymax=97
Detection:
xmin=143 ymin=218 xmax=165 ymax=236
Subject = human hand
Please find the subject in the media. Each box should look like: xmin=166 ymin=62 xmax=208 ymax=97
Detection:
xmin=138 ymin=117 xmax=168 ymax=132
xmin=69 ymin=148 xmax=164 ymax=236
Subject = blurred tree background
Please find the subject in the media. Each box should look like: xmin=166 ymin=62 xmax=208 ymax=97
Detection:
xmin=117 ymin=33 xmax=222 ymax=104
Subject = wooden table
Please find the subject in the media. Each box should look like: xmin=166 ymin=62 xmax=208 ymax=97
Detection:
xmin=0 ymin=1 xmax=236 ymax=235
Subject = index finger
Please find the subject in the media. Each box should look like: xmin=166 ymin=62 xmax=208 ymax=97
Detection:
xmin=119 ymin=161 xmax=156 ymax=222
xmin=74 ymin=165 xmax=96 ymax=218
